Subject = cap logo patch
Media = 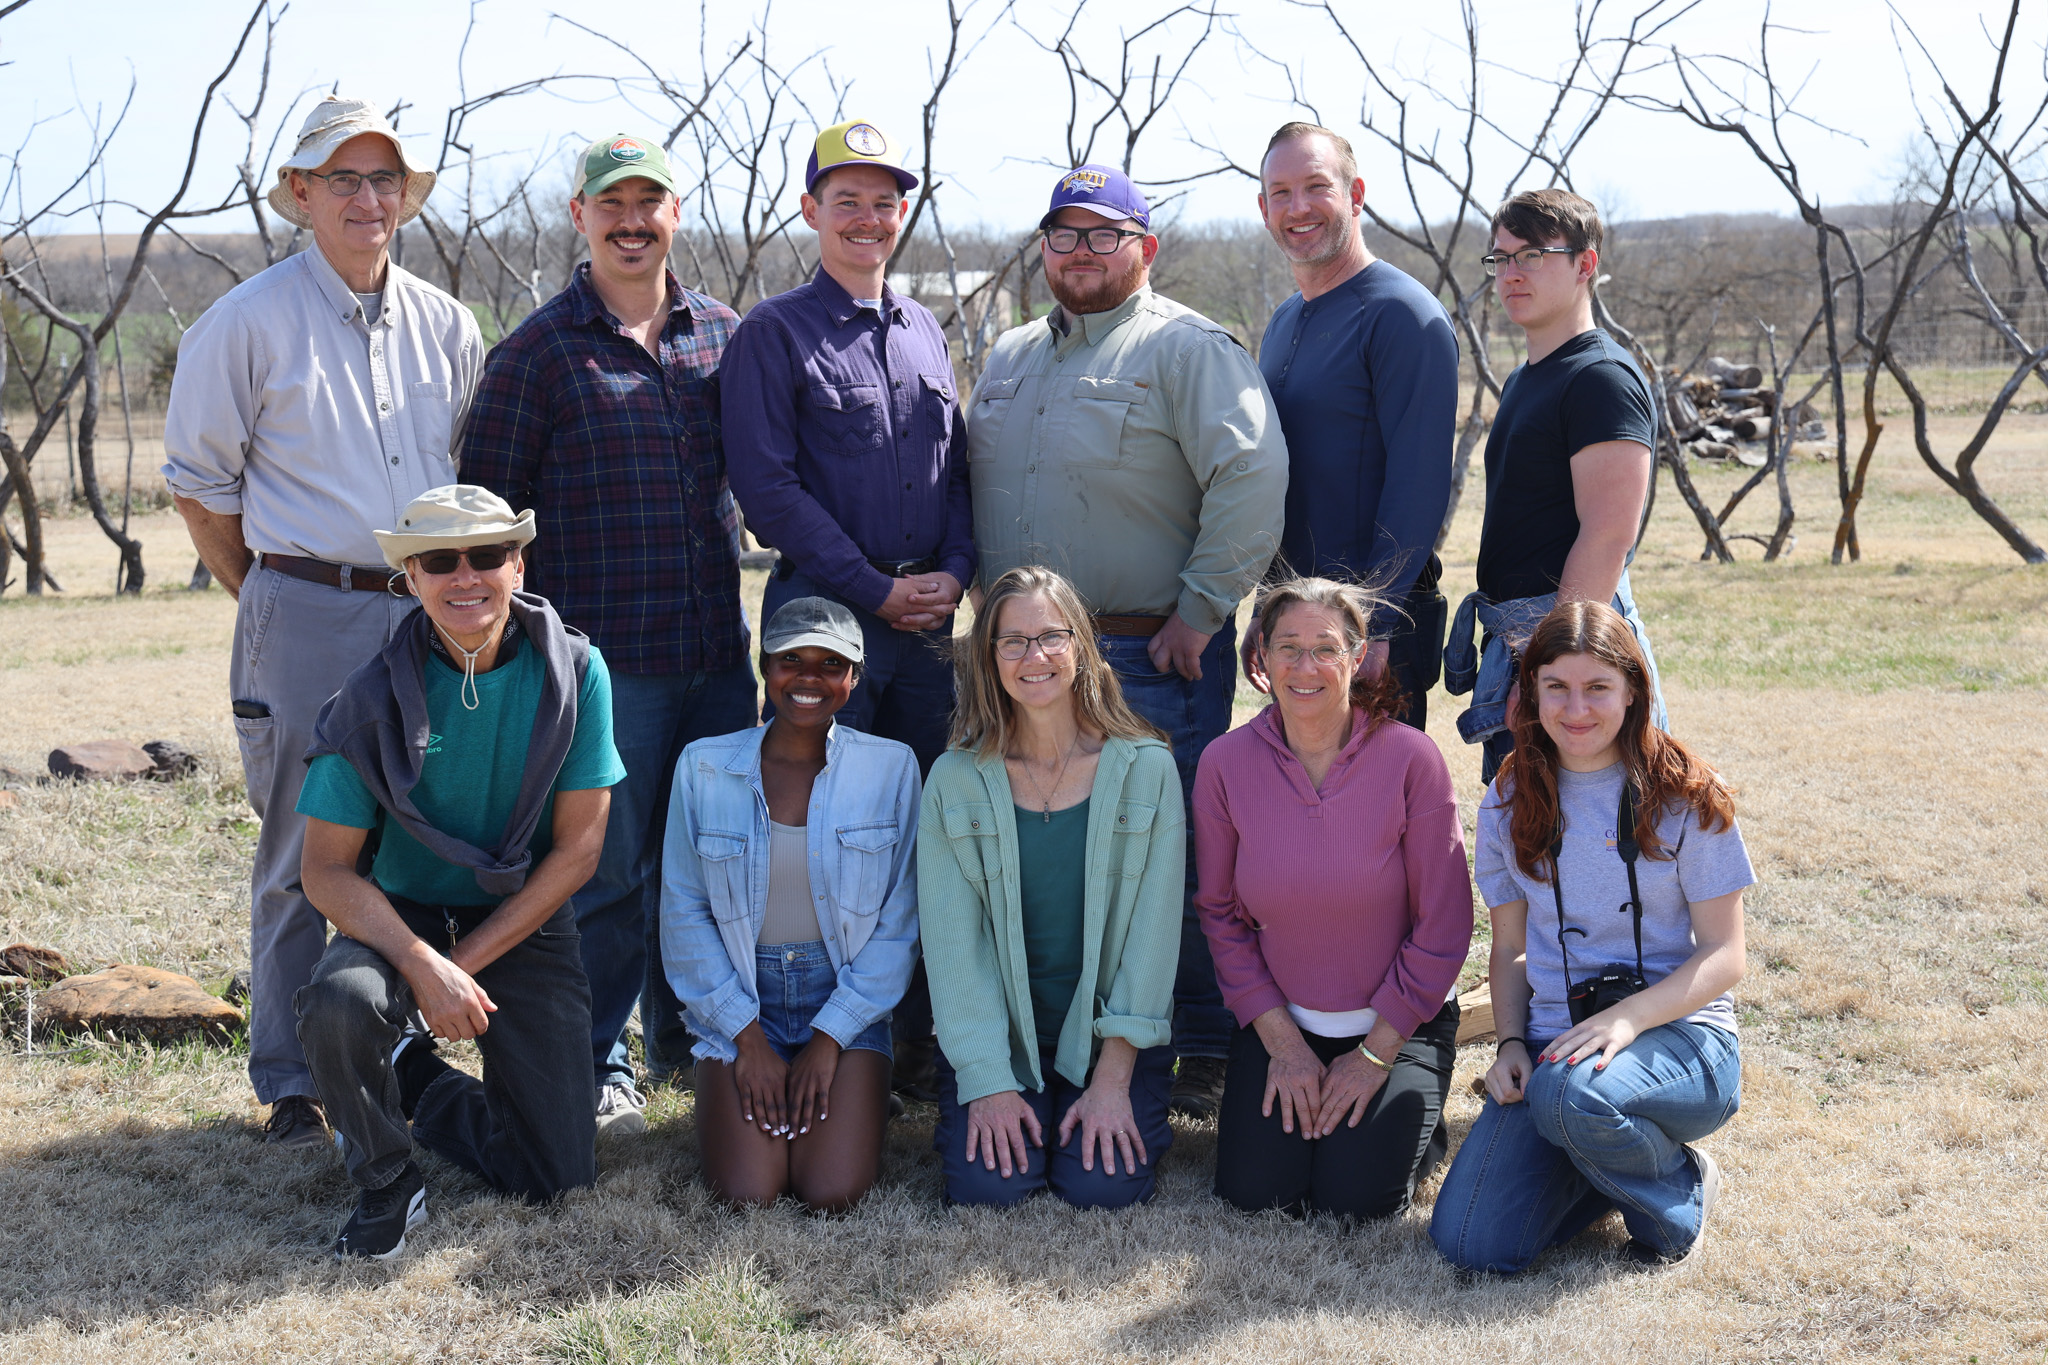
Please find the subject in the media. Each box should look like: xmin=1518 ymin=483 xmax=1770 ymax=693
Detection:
xmin=609 ymin=137 xmax=647 ymax=162
xmin=842 ymin=123 xmax=888 ymax=156
xmin=1063 ymin=168 xmax=1109 ymax=193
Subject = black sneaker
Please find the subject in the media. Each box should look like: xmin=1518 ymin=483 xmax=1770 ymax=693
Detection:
xmin=263 ymin=1094 xmax=330 ymax=1149
xmin=1169 ymin=1055 xmax=1227 ymax=1121
xmin=892 ymin=1035 xmax=941 ymax=1103
xmin=334 ymin=1161 xmax=427 ymax=1260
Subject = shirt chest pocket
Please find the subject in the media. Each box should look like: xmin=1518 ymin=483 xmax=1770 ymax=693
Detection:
xmin=921 ymin=373 xmax=957 ymax=448
xmin=1062 ymin=376 xmax=1149 ymax=469
xmin=1109 ymin=800 xmax=1157 ymax=879
xmin=801 ymin=383 xmax=885 ymax=457
xmin=967 ymin=377 xmax=1022 ymax=462
xmin=833 ymin=821 xmax=899 ymax=917
xmin=693 ymin=831 xmax=751 ymax=923
xmin=409 ymin=381 xmax=455 ymax=464
xmin=942 ymin=802 xmax=1003 ymax=883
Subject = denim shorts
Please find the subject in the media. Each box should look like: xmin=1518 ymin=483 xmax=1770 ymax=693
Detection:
xmin=755 ymin=941 xmax=893 ymax=1062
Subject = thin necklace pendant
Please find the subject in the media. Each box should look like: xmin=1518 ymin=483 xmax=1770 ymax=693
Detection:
xmin=1042 ymin=800 xmax=1051 ymax=824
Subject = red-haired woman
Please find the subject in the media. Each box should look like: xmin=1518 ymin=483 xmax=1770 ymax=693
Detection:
xmin=1430 ymin=599 xmax=1752 ymax=1274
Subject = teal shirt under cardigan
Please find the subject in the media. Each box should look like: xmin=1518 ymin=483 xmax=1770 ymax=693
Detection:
xmin=917 ymin=736 xmax=1183 ymax=1105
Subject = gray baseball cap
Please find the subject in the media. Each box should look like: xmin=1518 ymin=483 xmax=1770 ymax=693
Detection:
xmin=763 ymin=596 xmax=865 ymax=664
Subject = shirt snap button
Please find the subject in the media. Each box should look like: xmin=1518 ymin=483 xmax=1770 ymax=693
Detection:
xmin=970 ymin=820 xmax=980 ymax=829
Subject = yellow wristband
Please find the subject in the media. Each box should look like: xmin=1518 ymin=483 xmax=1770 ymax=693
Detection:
xmin=1357 ymin=1042 xmax=1394 ymax=1072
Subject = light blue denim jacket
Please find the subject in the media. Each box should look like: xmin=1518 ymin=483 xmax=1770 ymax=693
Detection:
xmin=659 ymin=723 xmax=921 ymax=1063
xmin=1444 ymin=571 xmax=1669 ymax=745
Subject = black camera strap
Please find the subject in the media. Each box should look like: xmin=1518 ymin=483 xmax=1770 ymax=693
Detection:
xmin=1548 ymin=778 xmax=1647 ymax=985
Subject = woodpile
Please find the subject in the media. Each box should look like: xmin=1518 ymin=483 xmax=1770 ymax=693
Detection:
xmin=1661 ymin=356 xmax=1828 ymax=468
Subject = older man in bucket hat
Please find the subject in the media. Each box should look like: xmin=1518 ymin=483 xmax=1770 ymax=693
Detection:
xmin=163 ymin=96 xmax=485 ymax=1147
xmin=295 ymin=484 xmax=624 ymax=1259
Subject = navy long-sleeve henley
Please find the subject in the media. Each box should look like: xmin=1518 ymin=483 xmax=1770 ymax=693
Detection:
xmin=1258 ymin=260 xmax=1459 ymax=629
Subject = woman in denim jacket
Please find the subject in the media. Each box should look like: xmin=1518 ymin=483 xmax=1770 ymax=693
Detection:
xmin=918 ymin=566 xmax=1184 ymax=1210
xmin=660 ymin=598 xmax=920 ymax=1211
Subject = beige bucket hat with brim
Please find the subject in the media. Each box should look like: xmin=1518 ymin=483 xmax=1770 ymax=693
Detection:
xmin=373 ymin=485 xmax=536 ymax=572
xmin=268 ymin=95 xmax=437 ymax=230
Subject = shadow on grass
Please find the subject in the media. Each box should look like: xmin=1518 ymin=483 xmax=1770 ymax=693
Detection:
xmin=0 ymin=1071 xmax=1630 ymax=1359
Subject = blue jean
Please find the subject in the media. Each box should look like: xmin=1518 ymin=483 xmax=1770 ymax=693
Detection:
xmin=753 ymin=941 xmax=893 ymax=1061
xmin=1096 ymin=623 xmax=1235 ymax=1060
xmin=1429 ymin=1021 xmax=1741 ymax=1273
xmin=579 ymin=665 xmax=759 ymax=1089
xmin=933 ymin=1044 xmax=1175 ymax=1210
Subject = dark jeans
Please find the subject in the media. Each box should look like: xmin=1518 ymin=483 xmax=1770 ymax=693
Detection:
xmin=1097 ymin=623 xmax=1236 ymax=1060
xmin=933 ymin=1045 xmax=1176 ymax=1210
xmin=763 ymin=565 xmax=955 ymax=773
xmin=1387 ymin=555 xmax=1447 ymax=732
xmin=580 ymin=665 xmax=759 ymax=1088
xmin=1214 ymin=998 xmax=1460 ymax=1221
xmin=295 ymin=895 xmax=596 ymax=1202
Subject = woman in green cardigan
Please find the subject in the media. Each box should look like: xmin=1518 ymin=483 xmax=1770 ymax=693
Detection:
xmin=918 ymin=565 xmax=1185 ymax=1209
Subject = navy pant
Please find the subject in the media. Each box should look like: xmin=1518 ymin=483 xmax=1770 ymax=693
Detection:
xmin=934 ymin=1045 xmax=1175 ymax=1210
xmin=1097 ymin=623 xmax=1235 ymax=1060
xmin=578 ymin=665 xmax=759 ymax=1088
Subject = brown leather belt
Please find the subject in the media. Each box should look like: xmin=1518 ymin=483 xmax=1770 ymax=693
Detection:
xmin=1093 ymin=613 xmax=1168 ymax=638
xmin=258 ymin=552 xmax=406 ymax=594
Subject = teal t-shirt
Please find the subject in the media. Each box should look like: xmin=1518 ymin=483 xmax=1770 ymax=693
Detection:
xmin=297 ymin=639 xmax=627 ymax=907
xmin=1015 ymin=798 xmax=1090 ymax=1053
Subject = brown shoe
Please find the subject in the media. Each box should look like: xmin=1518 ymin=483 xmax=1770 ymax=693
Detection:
xmin=1169 ymin=1055 xmax=1227 ymax=1121
xmin=263 ymin=1094 xmax=329 ymax=1149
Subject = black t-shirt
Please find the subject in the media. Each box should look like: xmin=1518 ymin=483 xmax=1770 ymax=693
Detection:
xmin=1475 ymin=328 xmax=1654 ymax=601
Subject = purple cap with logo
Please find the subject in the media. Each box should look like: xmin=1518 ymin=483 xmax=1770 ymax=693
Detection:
xmin=1039 ymin=163 xmax=1151 ymax=231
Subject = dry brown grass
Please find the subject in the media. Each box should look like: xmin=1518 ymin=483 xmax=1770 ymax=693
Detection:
xmin=2 ymin=415 xmax=2045 ymax=1363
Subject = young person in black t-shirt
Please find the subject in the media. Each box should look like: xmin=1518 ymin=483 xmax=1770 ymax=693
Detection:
xmin=1446 ymin=188 xmax=1668 ymax=783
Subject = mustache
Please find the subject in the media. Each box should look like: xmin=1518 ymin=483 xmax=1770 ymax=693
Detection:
xmin=605 ymin=229 xmax=660 ymax=244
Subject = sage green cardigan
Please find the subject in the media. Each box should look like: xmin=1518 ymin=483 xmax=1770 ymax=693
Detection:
xmin=916 ymin=735 xmax=1184 ymax=1105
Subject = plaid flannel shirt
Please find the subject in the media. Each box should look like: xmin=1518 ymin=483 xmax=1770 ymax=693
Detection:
xmin=460 ymin=264 xmax=746 ymax=675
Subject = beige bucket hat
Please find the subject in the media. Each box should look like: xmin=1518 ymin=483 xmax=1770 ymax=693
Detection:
xmin=268 ymin=95 xmax=437 ymax=230
xmin=373 ymin=485 xmax=535 ymax=571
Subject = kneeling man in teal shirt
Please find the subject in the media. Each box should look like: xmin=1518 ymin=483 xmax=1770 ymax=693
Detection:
xmin=294 ymin=485 xmax=624 ymax=1259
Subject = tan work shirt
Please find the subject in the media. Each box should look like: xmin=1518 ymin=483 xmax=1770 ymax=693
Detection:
xmin=966 ymin=285 xmax=1287 ymax=635
xmin=162 ymin=244 xmax=484 ymax=568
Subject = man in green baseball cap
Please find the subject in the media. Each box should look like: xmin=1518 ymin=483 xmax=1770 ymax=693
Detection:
xmin=460 ymin=132 xmax=757 ymax=1139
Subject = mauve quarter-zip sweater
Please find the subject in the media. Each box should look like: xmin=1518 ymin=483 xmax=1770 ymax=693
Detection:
xmin=1192 ymin=706 xmax=1474 ymax=1038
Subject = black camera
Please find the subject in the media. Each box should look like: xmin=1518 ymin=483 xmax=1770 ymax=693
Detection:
xmin=1566 ymin=966 xmax=1647 ymax=1025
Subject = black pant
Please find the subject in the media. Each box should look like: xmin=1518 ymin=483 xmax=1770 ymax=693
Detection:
xmin=1387 ymin=554 xmax=1447 ymax=731
xmin=296 ymin=893 xmax=597 ymax=1203
xmin=1213 ymin=998 xmax=1459 ymax=1221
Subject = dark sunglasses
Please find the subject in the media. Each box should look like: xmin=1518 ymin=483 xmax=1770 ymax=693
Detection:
xmin=414 ymin=544 xmax=517 ymax=575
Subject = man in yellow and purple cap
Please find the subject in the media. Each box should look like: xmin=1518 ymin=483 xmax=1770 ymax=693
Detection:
xmin=462 ymin=132 xmax=755 ymax=1138
xmin=720 ymin=118 xmax=974 ymax=1104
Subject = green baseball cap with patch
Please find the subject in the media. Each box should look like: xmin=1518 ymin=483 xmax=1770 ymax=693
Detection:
xmin=577 ymin=133 xmax=679 ymax=198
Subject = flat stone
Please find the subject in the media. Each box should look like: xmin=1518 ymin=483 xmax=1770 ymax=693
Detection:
xmin=143 ymin=740 xmax=201 ymax=781
xmin=1455 ymin=983 xmax=1496 ymax=1045
xmin=1 ymin=943 xmax=70 ymax=984
xmin=0 ymin=790 xmax=17 ymax=810
xmin=48 ymin=740 xmax=155 ymax=782
xmin=37 ymin=964 xmax=245 ymax=1044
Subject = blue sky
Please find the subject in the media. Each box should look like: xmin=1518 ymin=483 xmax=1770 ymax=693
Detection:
xmin=3 ymin=0 xmax=2040 ymax=235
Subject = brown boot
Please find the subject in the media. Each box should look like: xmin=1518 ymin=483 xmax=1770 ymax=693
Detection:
xmin=1169 ymin=1055 xmax=1227 ymax=1122
xmin=263 ymin=1094 xmax=329 ymax=1149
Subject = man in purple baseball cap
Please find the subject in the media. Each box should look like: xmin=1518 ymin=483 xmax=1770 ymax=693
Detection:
xmin=967 ymin=164 xmax=1288 ymax=1126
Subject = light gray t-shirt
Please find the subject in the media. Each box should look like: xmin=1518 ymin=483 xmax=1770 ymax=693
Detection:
xmin=1476 ymin=761 xmax=1753 ymax=1043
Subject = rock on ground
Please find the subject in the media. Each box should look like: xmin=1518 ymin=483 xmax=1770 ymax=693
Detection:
xmin=37 ymin=964 xmax=245 ymax=1044
xmin=142 ymin=740 xmax=201 ymax=781
xmin=47 ymin=740 xmax=155 ymax=781
xmin=1 ymin=944 xmax=71 ymax=985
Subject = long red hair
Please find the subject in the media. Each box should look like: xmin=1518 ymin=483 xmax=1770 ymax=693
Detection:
xmin=1499 ymin=600 xmax=1735 ymax=880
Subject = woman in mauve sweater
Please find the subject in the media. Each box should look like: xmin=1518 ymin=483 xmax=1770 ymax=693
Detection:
xmin=1194 ymin=576 xmax=1474 ymax=1222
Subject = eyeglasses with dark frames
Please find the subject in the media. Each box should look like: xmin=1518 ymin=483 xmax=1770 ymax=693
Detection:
xmin=1043 ymin=226 xmax=1146 ymax=256
xmin=413 ymin=544 xmax=518 ymax=576
xmin=304 ymin=169 xmax=406 ymax=198
xmin=1481 ymin=246 xmax=1577 ymax=276
xmin=994 ymin=628 xmax=1076 ymax=661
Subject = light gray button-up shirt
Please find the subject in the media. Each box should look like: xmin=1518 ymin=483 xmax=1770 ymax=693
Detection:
xmin=162 ymin=245 xmax=484 ymax=568
xmin=966 ymin=285 xmax=1287 ymax=635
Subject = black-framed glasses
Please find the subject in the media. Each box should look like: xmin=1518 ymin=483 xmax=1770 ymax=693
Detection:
xmin=414 ymin=544 xmax=517 ymax=575
xmin=994 ymin=628 xmax=1075 ymax=661
xmin=1043 ymin=226 xmax=1146 ymax=255
xmin=304 ymin=169 xmax=406 ymax=198
xmin=1481 ymin=246 xmax=1577 ymax=276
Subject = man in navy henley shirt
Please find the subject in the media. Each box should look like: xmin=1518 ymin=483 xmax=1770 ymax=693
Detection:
xmin=1254 ymin=122 xmax=1459 ymax=727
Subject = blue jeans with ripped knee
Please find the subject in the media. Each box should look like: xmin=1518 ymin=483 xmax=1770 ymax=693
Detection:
xmin=1429 ymin=1021 xmax=1740 ymax=1274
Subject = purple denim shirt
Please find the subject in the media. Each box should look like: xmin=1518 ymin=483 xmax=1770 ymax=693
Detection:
xmin=719 ymin=268 xmax=974 ymax=613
